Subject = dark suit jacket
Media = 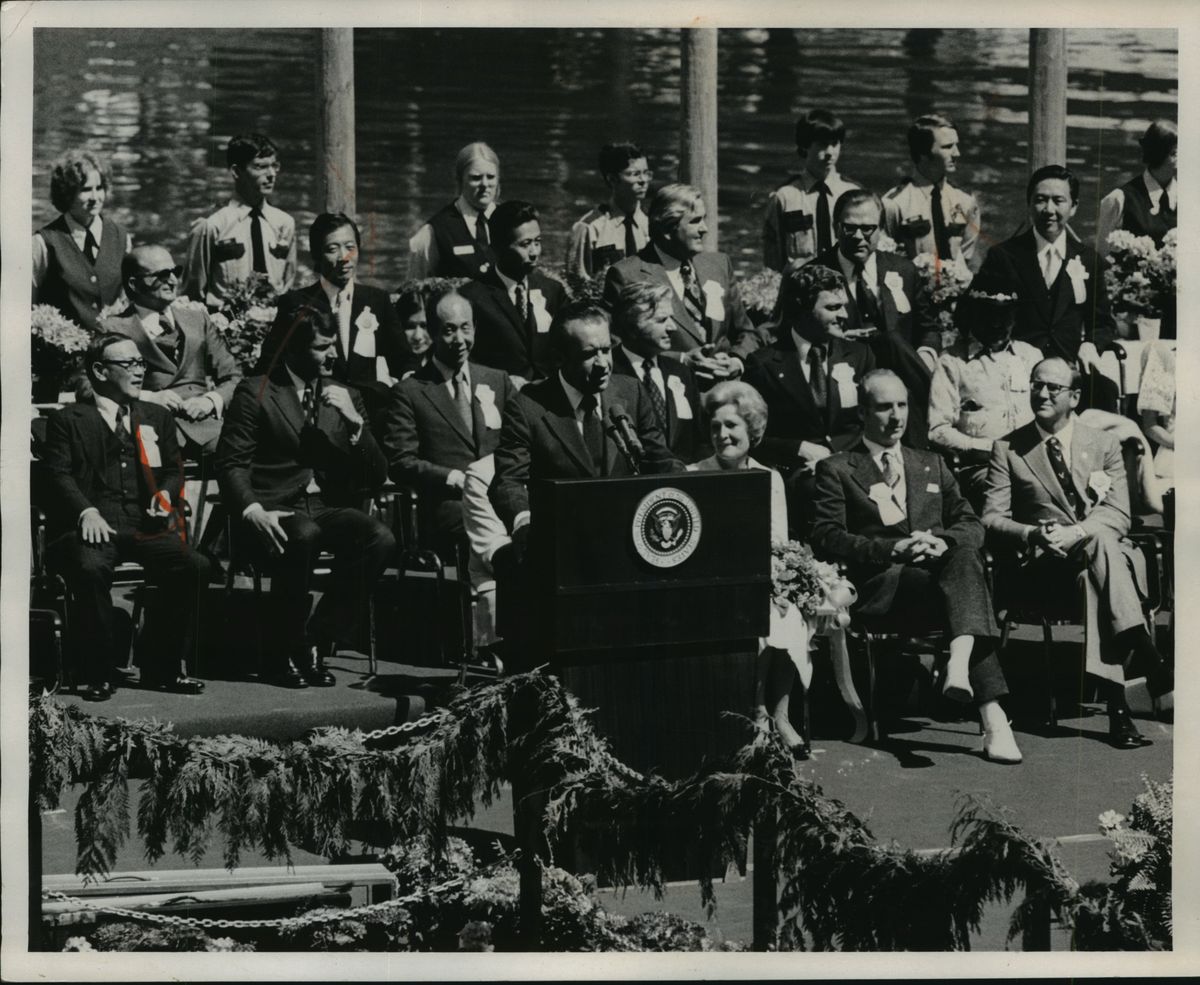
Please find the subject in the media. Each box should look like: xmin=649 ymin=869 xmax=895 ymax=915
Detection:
xmin=604 ymin=245 xmax=763 ymax=362
xmin=383 ymin=360 xmax=515 ymax=536
xmin=742 ymin=333 xmax=874 ymax=475
xmin=975 ymin=229 xmax=1115 ymax=359
xmin=611 ymin=344 xmax=704 ymax=463
xmin=461 ymin=268 xmax=567 ymax=381
xmin=40 ymin=400 xmax=186 ymax=539
xmin=813 ymin=245 xmax=939 ymax=352
xmin=214 ymin=367 xmax=388 ymax=514
xmin=491 ymin=374 xmax=681 ymax=526
xmin=266 ymin=281 xmax=405 ymax=386
xmin=810 ymin=441 xmax=984 ymax=614
xmin=102 ymin=304 xmax=242 ymax=450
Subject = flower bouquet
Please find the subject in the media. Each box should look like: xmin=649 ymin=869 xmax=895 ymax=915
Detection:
xmin=912 ymin=252 xmax=973 ymax=349
xmin=210 ymin=273 xmax=279 ymax=370
xmin=1105 ymin=229 xmax=1176 ymax=337
xmin=771 ymin=540 xmax=855 ymax=623
xmin=31 ymin=304 xmax=92 ymax=401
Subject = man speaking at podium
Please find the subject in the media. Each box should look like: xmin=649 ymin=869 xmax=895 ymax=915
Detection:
xmin=492 ymin=298 xmax=681 ymax=537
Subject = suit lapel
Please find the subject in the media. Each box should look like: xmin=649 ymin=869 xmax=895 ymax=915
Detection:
xmin=544 ymin=380 xmax=596 ymax=476
xmin=267 ymin=376 xmax=306 ymax=440
xmin=422 ymin=369 xmax=475 ymax=447
xmin=119 ymin=314 xmax=178 ymax=375
xmin=638 ymin=256 xmax=705 ymax=347
xmin=1016 ymin=231 xmax=1054 ymax=322
xmin=850 ymin=443 xmax=911 ymax=534
xmin=1020 ymin=434 xmax=1076 ymax=517
xmin=873 ymin=256 xmax=899 ymax=333
xmin=1069 ymin=425 xmax=1101 ymax=512
xmin=901 ymin=447 xmax=933 ymax=530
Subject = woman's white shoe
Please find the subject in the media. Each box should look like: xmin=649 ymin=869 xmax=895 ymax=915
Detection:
xmin=982 ymin=719 xmax=1023 ymax=765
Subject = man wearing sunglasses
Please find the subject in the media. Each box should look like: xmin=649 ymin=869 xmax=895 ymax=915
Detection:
xmin=983 ymin=357 xmax=1172 ymax=749
xmin=39 ymin=333 xmax=209 ymax=700
xmin=814 ymin=188 xmax=938 ymax=450
xmin=102 ymin=245 xmax=241 ymax=455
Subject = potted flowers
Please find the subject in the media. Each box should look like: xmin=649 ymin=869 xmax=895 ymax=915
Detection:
xmin=31 ymin=304 xmax=92 ymax=403
xmin=1104 ymin=229 xmax=1176 ymax=340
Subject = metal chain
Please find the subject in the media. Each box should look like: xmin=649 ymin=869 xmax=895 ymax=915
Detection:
xmin=358 ymin=711 xmax=447 ymax=742
xmin=42 ymin=876 xmax=465 ymax=931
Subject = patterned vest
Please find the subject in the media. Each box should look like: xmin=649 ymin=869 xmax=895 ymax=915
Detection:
xmin=36 ymin=214 xmax=127 ymax=330
xmin=427 ymin=202 xmax=495 ymax=280
xmin=96 ymin=414 xmax=149 ymax=524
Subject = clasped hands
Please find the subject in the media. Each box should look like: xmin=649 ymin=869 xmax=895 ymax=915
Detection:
xmin=143 ymin=390 xmax=217 ymax=422
xmin=1027 ymin=519 xmax=1084 ymax=558
xmin=891 ymin=528 xmax=950 ymax=563
xmin=683 ymin=346 xmax=742 ymax=381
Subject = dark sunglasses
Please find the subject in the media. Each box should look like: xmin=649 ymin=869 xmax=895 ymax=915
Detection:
xmin=135 ymin=266 xmax=183 ymax=285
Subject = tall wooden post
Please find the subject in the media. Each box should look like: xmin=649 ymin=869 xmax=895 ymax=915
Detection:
xmin=680 ymin=28 xmax=719 ymax=251
xmin=316 ymin=29 xmax=356 ymax=216
xmin=1028 ymin=29 xmax=1068 ymax=172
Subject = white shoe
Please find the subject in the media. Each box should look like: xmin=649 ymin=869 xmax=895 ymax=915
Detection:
xmin=982 ymin=720 xmax=1023 ymax=765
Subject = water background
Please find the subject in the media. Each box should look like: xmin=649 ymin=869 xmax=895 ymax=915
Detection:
xmin=33 ymin=27 xmax=1177 ymax=287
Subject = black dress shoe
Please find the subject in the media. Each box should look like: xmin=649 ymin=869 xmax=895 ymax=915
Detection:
xmin=299 ymin=643 xmax=337 ymax=687
xmin=1109 ymin=708 xmax=1152 ymax=750
xmin=142 ymin=675 xmax=206 ymax=695
xmin=270 ymin=659 xmax=309 ymax=689
xmin=80 ymin=682 xmax=114 ymax=702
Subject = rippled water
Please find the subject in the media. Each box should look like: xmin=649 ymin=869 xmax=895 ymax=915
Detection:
xmin=33 ymin=27 xmax=1177 ymax=287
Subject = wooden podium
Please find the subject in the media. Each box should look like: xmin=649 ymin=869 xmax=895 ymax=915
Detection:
xmin=528 ymin=470 xmax=771 ymax=779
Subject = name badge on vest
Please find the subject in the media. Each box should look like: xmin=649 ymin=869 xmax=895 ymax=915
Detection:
xmin=452 ymin=244 xmax=476 ymax=256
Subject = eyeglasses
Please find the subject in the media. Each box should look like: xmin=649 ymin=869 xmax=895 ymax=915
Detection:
xmin=839 ymin=223 xmax=879 ymax=237
xmin=135 ymin=266 xmax=182 ymax=285
xmin=102 ymin=357 xmax=146 ymax=370
xmin=1030 ymin=380 xmax=1075 ymax=396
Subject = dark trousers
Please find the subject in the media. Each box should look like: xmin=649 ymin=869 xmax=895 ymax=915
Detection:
xmin=859 ymin=544 xmax=1007 ymax=703
xmin=50 ymin=525 xmax=210 ymax=685
xmin=244 ymin=501 xmax=395 ymax=660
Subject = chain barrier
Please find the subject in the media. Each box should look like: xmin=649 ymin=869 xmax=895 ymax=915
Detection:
xmin=358 ymin=710 xmax=448 ymax=743
xmin=42 ymin=876 xmax=465 ymax=931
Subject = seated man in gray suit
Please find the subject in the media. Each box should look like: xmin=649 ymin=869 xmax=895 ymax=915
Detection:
xmin=982 ymin=357 xmax=1172 ymax=749
xmin=102 ymin=245 xmax=241 ymax=454
xmin=383 ymin=287 xmax=515 ymax=560
xmin=810 ymin=369 xmax=1022 ymax=764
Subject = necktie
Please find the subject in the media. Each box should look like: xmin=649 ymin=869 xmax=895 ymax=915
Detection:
xmin=301 ymin=382 xmax=317 ymax=423
xmin=814 ymin=181 xmax=832 ymax=254
xmin=1041 ymin=247 xmax=1060 ymax=289
xmin=624 ymin=213 xmax=638 ymax=257
xmin=881 ymin=450 xmax=900 ymax=491
xmin=115 ymin=404 xmax=130 ymax=435
xmin=641 ymin=360 xmax=667 ymax=429
xmin=515 ymin=282 xmax=537 ymax=338
xmin=807 ymin=344 xmax=828 ymax=410
xmin=336 ymin=290 xmax=352 ymax=358
xmin=249 ymin=205 xmax=268 ymax=274
xmin=854 ymin=265 xmax=881 ymax=327
xmin=83 ymin=228 xmax=100 ymax=265
xmin=579 ymin=393 xmax=604 ymax=471
xmin=475 ymin=210 xmax=489 ymax=247
xmin=1046 ymin=436 xmax=1085 ymax=519
xmin=679 ymin=259 xmax=707 ymax=333
xmin=156 ymin=314 xmax=178 ymax=361
xmin=930 ymin=181 xmax=952 ymax=260
xmin=453 ymin=371 xmax=474 ymax=436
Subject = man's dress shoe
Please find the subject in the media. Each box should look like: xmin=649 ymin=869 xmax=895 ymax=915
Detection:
xmin=1109 ymin=708 xmax=1152 ymax=750
xmin=299 ymin=642 xmax=337 ymax=687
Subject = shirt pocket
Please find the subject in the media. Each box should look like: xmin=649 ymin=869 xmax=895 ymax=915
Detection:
xmin=781 ymin=209 xmax=815 ymax=258
xmin=213 ymin=238 xmax=245 ymax=262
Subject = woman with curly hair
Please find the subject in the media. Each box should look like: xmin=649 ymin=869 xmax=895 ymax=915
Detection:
xmin=33 ymin=150 xmax=132 ymax=331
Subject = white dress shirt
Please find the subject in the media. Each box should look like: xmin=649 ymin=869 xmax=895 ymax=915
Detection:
xmin=320 ymin=276 xmax=354 ymax=358
xmin=557 ymin=371 xmax=601 ymax=437
xmin=622 ymin=347 xmax=666 ymax=401
xmin=862 ymin=436 xmax=906 ymax=511
xmin=1035 ymin=415 xmax=1075 ymax=463
xmin=789 ymin=329 xmax=828 ymax=384
xmin=652 ymin=244 xmax=688 ymax=300
xmin=1033 ymin=230 xmax=1068 ymax=287
xmin=836 ymin=250 xmax=879 ymax=299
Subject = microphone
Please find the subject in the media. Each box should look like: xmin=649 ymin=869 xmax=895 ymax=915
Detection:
xmin=606 ymin=403 xmax=642 ymax=474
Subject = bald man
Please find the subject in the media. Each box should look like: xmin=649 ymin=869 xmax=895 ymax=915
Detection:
xmin=101 ymin=245 xmax=241 ymax=454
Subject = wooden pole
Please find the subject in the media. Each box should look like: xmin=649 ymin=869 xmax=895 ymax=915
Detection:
xmin=680 ymin=28 xmax=719 ymax=251
xmin=316 ymin=28 xmax=356 ymax=216
xmin=1028 ymin=29 xmax=1068 ymax=172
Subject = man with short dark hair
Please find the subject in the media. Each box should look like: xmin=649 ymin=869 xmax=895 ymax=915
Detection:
xmin=41 ymin=333 xmax=209 ymax=700
xmin=566 ymin=142 xmax=652 ymax=280
xmin=461 ymin=200 xmax=566 ymax=386
xmin=762 ymin=109 xmax=862 ymax=271
xmin=491 ymin=300 xmax=680 ymax=533
xmin=383 ymin=288 xmax=515 ymax=559
xmin=182 ymin=132 xmax=296 ymax=308
xmin=982 ymin=357 xmax=1172 ymax=749
xmin=814 ymin=188 xmax=937 ymax=448
xmin=974 ymin=164 xmax=1117 ymax=409
xmin=609 ymin=280 xmax=703 ymax=462
xmin=267 ymin=213 xmax=406 ymax=424
xmin=215 ymin=306 xmax=393 ymax=689
xmin=810 ymin=369 xmax=1022 ymax=764
xmin=102 ymin=245 xmax=241 ymax=454
xmin=743 ymin=261 xmax=874 ymax=533
xmin=882 ymin=114 xmax=983 ymax=271
xmin=604 ymin=183 xmax=761 ymax=383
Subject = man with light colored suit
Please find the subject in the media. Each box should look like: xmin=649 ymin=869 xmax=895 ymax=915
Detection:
xmin=102 ymin=245 xmax=241 ymax=454
xmin=982 ymin=357 xmax=1171 ymax=749
xmin=383 ymin=288 xmax=515 ymax=560
xmin=604 ymin=183 xmax=762 ymax=386
xmin=810 ymin=369 xmax=1022 ymax=764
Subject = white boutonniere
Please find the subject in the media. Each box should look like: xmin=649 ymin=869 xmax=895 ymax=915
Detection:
xmin=868 ymin=481 xmax=906 ymax=526
xmin=666 ymin=375 xmax=693 ymax=419
xmin=701 ymin=280 xmax=726 ymax=321
xmin=1066 ymin=256 xmax=1089 ymax=305
xmin=883 ymin=270 xmax=911 ymax=314
xmin=830 ymin=361 xmax=858 ymax=405
xmin=1088 ymin=469 xmax=1112 ymax=503
xmin=475 ymin=382 xmax=502 ymax=429
xmin=135 ymin=424 xmax=162 ymax=468
xmin=529 ymin=288 xmax=552 ymax=333
xmin=352 ymin=306 xmax=379 ymax=358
